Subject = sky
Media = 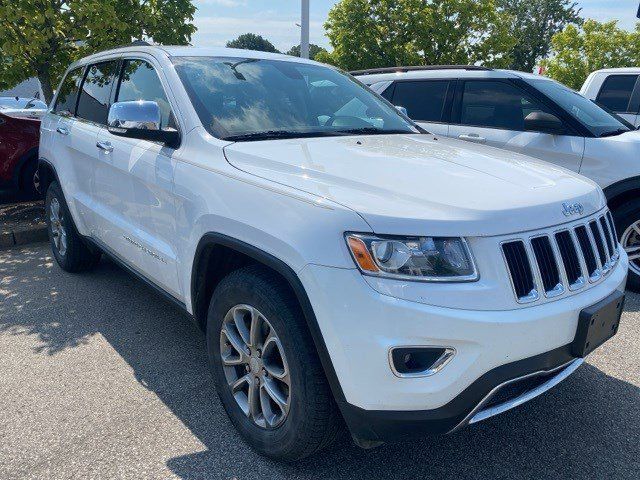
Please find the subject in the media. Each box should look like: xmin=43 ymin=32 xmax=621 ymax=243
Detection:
xmin=191 ymin=0 xmax=640 ymax=53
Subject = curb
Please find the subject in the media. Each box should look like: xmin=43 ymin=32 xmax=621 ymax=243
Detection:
xmin=0 ymin=225 xmax=48 ymax=249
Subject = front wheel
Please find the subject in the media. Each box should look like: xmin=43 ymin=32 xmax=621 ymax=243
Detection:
xmin=612 ymin=200 xmax=640 ymax=292
xmin=206 ymin=265 xmax=342 ymax=461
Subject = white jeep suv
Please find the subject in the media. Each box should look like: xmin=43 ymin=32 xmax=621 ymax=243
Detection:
xmin=39 ymin=45 xmax=627 ymax=461
xmin=355 ymin=66 xmax=640 ymax=290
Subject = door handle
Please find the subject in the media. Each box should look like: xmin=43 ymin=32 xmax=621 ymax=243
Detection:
xmin=56 ymin=126 xmax=69 ymax=136
xmin=96 ymin=141 xmax=114 ymax=153
xmin=458 ymin=133 xmax=486 ymax=144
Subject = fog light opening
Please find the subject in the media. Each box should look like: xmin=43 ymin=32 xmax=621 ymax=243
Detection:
xmin=389 ymin=346 xmax=455 ymax=378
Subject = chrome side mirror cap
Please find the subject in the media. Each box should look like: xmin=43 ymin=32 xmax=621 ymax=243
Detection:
xmin=107 ymin=101 xmax=180 ymax=148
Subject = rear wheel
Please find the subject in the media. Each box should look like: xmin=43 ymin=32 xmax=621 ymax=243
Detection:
xmin=207 ymin=265 xmax=342 ymax=461
xmin=45 ymin=181 xmax=101 ymax=272
xmin=612 ymin=200 xmax=640 ymax=292
xmin=19 ymin=158 xmax=40 ymax=198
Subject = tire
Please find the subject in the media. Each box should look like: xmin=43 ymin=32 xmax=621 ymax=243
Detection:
xmin=207 ymin=265 xmax=342 ymax=461
xmin=19 ymin=157 xmax=40 ymax=199
xmin=45 ymin=181 xmax=101 ymax=273
xmin=612 ymin=200 xmax=640 ymax=292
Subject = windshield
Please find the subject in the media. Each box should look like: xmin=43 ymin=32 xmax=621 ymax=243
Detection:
xmin=171 ymin=57 xmax=419 ymax=141
xmin=528 ymin=79 xmax=633 ymax=137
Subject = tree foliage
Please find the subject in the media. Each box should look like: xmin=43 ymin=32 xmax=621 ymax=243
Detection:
xmin=497 ymin=0 xmax=582 ymax=72
xmin=286 ymin=44 xmax=328 ymax=61
xmin=318 ymin=0 xmax=516 ymax=70
xmin=226 ymin=33 xmax=280 ymax=53
xmin=0 ymin=0 xmax=196 ymax=103
xmin=542 ymin=20 xmax=640 ymax=90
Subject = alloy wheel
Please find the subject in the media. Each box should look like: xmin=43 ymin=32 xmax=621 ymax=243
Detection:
xmin=219 ymin=304 xmax=291 ymax=429
xmin=622 ymin=220 xmax=640 ymax=276
xmin=49 ymin=197 xmax=67 ymax=257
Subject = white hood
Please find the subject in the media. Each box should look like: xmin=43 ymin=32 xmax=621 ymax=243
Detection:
xmin=224 ymin=134 xmax=605 ymax=236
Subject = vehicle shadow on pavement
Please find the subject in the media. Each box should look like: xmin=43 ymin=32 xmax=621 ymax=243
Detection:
xmin=1 ymin=246 xmax=639 ymax=480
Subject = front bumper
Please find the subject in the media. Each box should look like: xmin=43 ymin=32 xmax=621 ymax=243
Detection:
xmin=298 ymin=252 xmax=627 ymax=443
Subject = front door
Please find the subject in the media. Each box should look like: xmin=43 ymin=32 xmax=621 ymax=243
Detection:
xmin=93 ymin=57 xmax=182 ymax=298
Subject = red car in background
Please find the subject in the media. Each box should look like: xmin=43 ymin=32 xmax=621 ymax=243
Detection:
xmin=0 ymin=111 xmax=40 ymax=197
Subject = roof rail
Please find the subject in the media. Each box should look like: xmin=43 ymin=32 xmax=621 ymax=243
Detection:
xmin=349 ymin=65 xmax=491 ymax=76
xmin=107 ymin=40 xmax=153 ymax=50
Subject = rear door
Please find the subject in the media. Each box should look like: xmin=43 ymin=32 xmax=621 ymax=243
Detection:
xmin=595 ymin=74 xmax=640 ymax=127
xmin=45 ymin=66 xmax=96 ymax=232
xmin=94 ymin=57 xmax=182 ymax=297
xmin=448 ymin=79 xmax=585 ymax=173
xmin=69 ymin=60 xmax=120 ymax=234
xmin=383 ymin=80 xmax=453 ymax=136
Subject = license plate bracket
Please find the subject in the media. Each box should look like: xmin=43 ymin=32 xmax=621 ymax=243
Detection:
xmin=571 ymin=290 xmax=624 ymax=357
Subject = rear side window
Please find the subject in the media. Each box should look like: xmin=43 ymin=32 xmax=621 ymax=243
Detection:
xmin=391 ymin=81 xmax=450 ymax=122
xmin=458 ymin=80 xmax=554 ymax=131
xmin=76 ymin=61 xmax=119 ymax=124
xmin=53 ymin=68 xmax=84 ymax=116
xmin=116 ymin=59 xmax=174 ymax=129
xmin=596 ymin=75 xmax=638 ymax=112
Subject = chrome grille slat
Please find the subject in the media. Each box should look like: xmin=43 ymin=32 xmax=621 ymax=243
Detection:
xmin=589 ymin=220 xmax=607 ymax=268
xmin=599 ymin=216 xmax=615 ymax=258
xmin=554 ymin=230 xmax=584 ymax=290
xmin=502 ymin=210 xmax=620 ymax=303
xmin=530 ymin=236 xmax=563 ymax=297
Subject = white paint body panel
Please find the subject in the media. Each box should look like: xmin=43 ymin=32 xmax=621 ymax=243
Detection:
xmin=40 ymin=48 xmax=625 ymax=414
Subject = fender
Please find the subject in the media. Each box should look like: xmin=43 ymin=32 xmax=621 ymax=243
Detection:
xmin=603 ymin=176 xmax=640 ymax=211
xmin=191 ymin=232 xmax=349 ymax=408
xmin=37 ymin=157 xmax=62 ymax=192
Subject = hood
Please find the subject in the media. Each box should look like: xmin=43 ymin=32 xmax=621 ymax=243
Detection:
xmin=223 ymin=134 xmax=604 ymax=236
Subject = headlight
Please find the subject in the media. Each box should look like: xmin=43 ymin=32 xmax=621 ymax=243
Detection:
xmin=346 ymin=233 xmax=478 ymax=282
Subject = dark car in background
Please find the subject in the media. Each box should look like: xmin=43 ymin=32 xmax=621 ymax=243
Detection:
xmin=0 ymin=111 xmax=40 ymax=197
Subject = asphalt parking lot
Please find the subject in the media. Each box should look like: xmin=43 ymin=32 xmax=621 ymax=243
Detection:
xmin=1 ymin=243 xmax=639 ymax=479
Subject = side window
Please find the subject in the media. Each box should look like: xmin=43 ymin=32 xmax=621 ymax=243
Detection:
xmin=391 ymin=81 xmax=450 ymax=122
xmin=53 ymin=67 xmax=84 ymax=116
xmin=76 ymin=61 xmax=118 ymax=125
xmin=116 ymin=59 xmax=174 ymax=129
xmin=596 ymin=75 xmax=638 ymax=113
xmin=459 ymin=80 xmax=554 ymax=131
xmin=379 ymin=84 xmax=394 ymax=101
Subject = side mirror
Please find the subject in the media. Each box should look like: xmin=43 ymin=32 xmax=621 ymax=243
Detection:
xmin=395 ymin=105 xmax=408 ymax=116
xmin=107 ymin=101 xmax=180 ymax=148
xmin=524 ymin=111 xmax=565 ymax=135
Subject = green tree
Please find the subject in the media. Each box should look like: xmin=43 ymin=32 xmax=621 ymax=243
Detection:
xmin=497 ymin=0 xmax=582 ymax=72
xmin=542 ymin=20 xmax=640 ymax=90
xmin=226 ymin=33 xmax=279 ymax=53
xmin=286 ymin=44 xmax=328 ymax=61
xmin=319 ymin=0 xmax=515 ymax=71
xmin=0 ymin=0 xmax=196 ymax=104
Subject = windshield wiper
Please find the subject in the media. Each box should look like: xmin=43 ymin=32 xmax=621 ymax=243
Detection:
xmin=599 ymin=128 xmax=629 ymax=138
xmin=223 ymin=130 xmax=341 ymax=142
xmin=332 ymin=127 xmax=413 ymax=136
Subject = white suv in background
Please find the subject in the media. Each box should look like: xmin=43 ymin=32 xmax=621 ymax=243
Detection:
xmin=39 ymin=45 xmax=627 ymax=461
xmin=355 ymin=66 xmax=640 ymax=290
xmin=581 ymin=68 xmax=640 ymax=127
